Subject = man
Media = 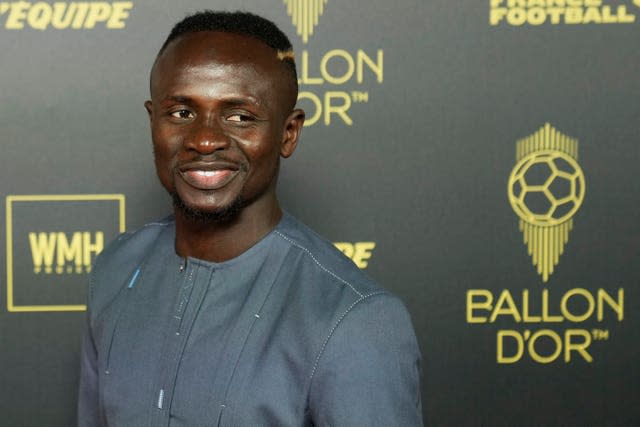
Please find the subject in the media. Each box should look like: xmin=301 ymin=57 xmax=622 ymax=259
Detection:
xmin=78 ymin=10 xmax=422 ymax=426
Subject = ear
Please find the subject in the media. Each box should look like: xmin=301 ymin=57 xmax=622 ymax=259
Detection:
xmin=144 ymin=100 xmax=153 ymax=123
xmin=280 ymin=108 xmax=305 ymax=158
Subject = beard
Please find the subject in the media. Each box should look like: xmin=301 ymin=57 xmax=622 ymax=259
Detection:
xmin=171 ymin=192 xmax=245 ymax=225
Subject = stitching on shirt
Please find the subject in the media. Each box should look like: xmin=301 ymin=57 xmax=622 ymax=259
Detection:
xmin=309 ymin=291 xmax=386 ymax=381
xmin=274 ymin=231 xmax=363 ymax=298
xmin=144 ymin=221 xmax=170 ymax=227
xmin=136 ymin=220 xmax=171 ymax=232
xmin=174 ymin=270 xmax=194 ymax=320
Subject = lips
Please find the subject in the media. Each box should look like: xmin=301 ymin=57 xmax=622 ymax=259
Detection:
xmin=178 ymin=161 xmax=240 ymax=190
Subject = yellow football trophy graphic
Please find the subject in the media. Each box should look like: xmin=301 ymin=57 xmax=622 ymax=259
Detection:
xmin=283 ymin=0 xmax=328 ymax=44
xmin=507 ymin=123 xmax=586 ymax=282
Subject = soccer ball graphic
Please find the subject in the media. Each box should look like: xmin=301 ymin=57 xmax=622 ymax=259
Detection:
xmin=508 ymin=150 xmax=585 ymax=226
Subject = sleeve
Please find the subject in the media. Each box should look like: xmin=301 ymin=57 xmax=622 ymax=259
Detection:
xmin=77 ymin=258 xmax=105 ymax=427
xmin=77 ymin=309 xmax=101 ymax=427
xmin=308 ymin=294 xmax=423 ymax=426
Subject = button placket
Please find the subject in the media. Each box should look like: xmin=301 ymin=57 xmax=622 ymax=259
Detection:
xmin=152 ymin=261 xmax=214 ymax=426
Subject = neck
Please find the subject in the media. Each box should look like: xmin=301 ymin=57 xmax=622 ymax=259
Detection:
xmin=173 ymin=197 xmax=282 ymax=263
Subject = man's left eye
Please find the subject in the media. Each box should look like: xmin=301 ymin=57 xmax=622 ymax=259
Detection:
xmin=227 ymin=114 xmax=253 ymax=122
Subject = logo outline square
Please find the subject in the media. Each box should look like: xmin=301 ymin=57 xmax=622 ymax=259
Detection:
xmin=5 ymin=194 xmax=126 ymax=312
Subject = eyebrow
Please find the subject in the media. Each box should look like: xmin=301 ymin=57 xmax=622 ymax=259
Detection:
xmin=162 ymin=95 xmax=265 ymax=107
xmin=221 ymin=96 xmax=263 ymax=107
xmin=163 ymin=95 xmax=191 ymax=104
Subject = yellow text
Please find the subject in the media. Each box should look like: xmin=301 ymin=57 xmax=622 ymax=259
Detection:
xmin=334 ymin=241 xmax=376 ymax=269
xmin=466 ymin=288 xmax=624 ymax=323
xmin=298 ymin=49 xmax=383 ymax=85
xmin=0 ymin=2 xmax=133 ymax=30
xmin=29 ymin=231 xmax=103 ymax=274
xmin=497 ymin=328 xmax=593 ymax=363
xmin=490 ymin=2 xmax=635 ymax=25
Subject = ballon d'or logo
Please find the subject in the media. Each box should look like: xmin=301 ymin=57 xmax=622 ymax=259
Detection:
xmin=283 ymin=0 xmax=328 ymax=44
xmin=507 ymin=123 xmax=586 ymax=282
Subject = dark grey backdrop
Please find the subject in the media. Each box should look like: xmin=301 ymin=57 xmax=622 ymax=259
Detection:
xmin=1 ymin=1 xmax=639 ymax=425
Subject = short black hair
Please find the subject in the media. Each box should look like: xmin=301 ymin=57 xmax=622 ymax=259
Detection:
xmin=157 ymin=10 xmax=298 ymax=89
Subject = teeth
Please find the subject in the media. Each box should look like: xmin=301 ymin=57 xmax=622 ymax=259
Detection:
xmin=196 ymin=170 xmax=218 ymax=177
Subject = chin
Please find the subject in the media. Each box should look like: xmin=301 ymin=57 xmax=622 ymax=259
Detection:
xmin=171 ymin=192 xmax=245 ymax=224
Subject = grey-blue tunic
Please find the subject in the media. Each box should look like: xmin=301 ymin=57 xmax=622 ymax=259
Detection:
xmin=78 ymin=213 xmax=422 ymax=426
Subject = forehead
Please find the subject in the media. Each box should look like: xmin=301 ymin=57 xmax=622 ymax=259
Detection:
xmin=152 ymin=31 xmax=285 ymax=91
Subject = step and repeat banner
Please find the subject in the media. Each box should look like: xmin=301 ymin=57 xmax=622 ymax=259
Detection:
xmin=1 ymin=1 xmax=639 ymax=425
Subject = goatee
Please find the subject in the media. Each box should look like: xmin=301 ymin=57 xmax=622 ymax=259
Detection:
xmin=171 ymin=193 xmax=244 ymax=225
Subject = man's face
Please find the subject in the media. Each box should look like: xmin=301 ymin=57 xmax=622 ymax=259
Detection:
xmin=145 ymin=31 xmax=303 ymax=220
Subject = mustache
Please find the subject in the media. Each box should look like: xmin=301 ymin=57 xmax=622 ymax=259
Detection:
xmin=177 ymin=153 xmax=239 ymax=164
xmin=173 ymin=154 xmax=247 ymax=171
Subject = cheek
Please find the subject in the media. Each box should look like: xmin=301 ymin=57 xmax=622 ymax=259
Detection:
xmin=245 ymin=134 xmax=280 ymax=163
xmin=237 ymin=128 xmax=281 ymax=165
xmin=152 ymin=128 xmax=180 ymax=162
xmin=245 ymin=144 xmax=282 ymax=185
xmin=151 ymin=129 xmax=181 ymax=186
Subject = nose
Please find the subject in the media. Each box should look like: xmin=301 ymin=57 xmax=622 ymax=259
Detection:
xmin=185 ymin=118 xmax=230 ymax=154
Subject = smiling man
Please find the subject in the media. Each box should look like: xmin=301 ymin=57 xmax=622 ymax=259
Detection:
xmin=78 ymin=11 xmax=422 ymax=427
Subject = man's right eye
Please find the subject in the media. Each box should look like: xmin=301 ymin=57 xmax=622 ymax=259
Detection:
xmin=170 ymin=110 xmax=193 ymax=119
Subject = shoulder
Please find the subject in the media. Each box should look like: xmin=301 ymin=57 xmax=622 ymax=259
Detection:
xmin=95 ymin=216 xmax=172 ymax=267
xmin=273 ymin=213 xmax=382 ymax=300
xmin=271 ymin=213 xmax=412 ymax=330
xmin=272 ymin=214 xmax=419 ymax=367
xmin=274 ymin=215 xmax=424 ymax=424
xmin=88 ymin=216 xmax=174 ymax=313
